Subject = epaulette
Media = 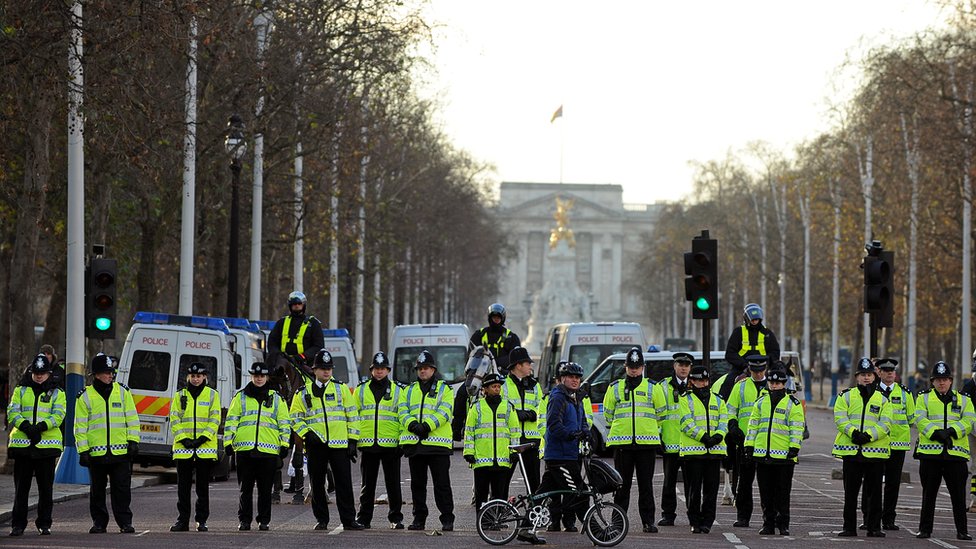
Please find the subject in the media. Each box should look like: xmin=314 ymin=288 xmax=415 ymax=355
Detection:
xmin=333 ymin=378 xmax=345 ymax=385
xmin=294 ymin=386 xmax=305 ymax=395
xmin=898 ymin=383 xmax=910 ymax=393
xmin=838 ymin=387 xmax=852 ymax=396
xmin=118 ymin=383 xmax=130 ymax=391
xmin=918 ymin=388 xmax=932 ymax=395
xmin=393 ymin=380 xmax=407 ymax=389
xmin=76 ymin=389 xmax=86 ymax=398
xmin=789 ymin=395 xmax=800 ymax=405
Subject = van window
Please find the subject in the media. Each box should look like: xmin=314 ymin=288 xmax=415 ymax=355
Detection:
xmin=331 ymin=356 xmax=350 ymax=383
xmin=568 ymin=344 xmax=636 ymax=377
xmin=393 ymin=346 xmax=468 ymax=384
xmin=128 ymin=350 xmax=172 ymax=392
xmin=176 ymin=355 xmax=218 ymax=390
xmin=587 ymin=358 xmax=626 ymax=405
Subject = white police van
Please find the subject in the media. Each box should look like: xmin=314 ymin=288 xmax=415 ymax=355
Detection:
xmin=322 ymin=328 xmax=360 ymax=387
xmin=537 ymin=322 xmax=648 ymax=391
xmin=389 ymin=324 xmax=470 ymax=385
xmin=115 ymin=312 xmax=261 ymax=479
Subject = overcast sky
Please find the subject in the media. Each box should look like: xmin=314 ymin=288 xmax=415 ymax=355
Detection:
xmin=415 ymin=1 xmax=951 ymax=204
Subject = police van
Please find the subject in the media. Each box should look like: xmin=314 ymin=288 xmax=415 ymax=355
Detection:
xmin=322 ymin=328 xmax=360 ymax=387
xmin=115 ymin=312 xmax=263 ymax=479
xmin=389 ymin=324 xmax=470 ymax=386
xmin=537 ymin=322 xmax=648 ymax=391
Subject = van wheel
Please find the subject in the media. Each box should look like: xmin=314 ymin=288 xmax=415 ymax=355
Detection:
xmin=212 ymin=453 xmax=232 ymax=481
xmin=591 ymin=428 xmax=611 ymax=457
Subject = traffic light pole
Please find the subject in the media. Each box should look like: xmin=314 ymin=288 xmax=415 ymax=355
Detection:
xmin=702 ymin=318 xmax=711 ymax=371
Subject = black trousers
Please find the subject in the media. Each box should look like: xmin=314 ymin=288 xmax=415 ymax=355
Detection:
xmin=682 ymin=458 xmax=720 ymax=529
xmin=175 ymin=458 xmax=214 ymax=524
xmin=11 ymin=456 xmax=56 ymax=530
xmin=660 ymin=452 xmax=683 ymax=520
xmin=236 ymin=452 xmax=276 ymax=525
xmin=307 ymin=444 xmax=356 ymax=526
xmin=880 ymin=449 xmax=906 ymax=526
xmin=841 ymin=457 xmax=883 ymax=532
xmin=474 ymin=466 xmax=510 ymax=507
xmin=408 ymin=454 xmax=454 ymax=527
xmin=539 ymin=460 xmax=587 ymax=527
xmin=89 ymin=460 xmax=133 ymax=528
xmin=357 ymin=449 xmax=403 ymax=525
xmin=734 ymin=444 xmax=757 ymax=522
xmin=918 ymin=458 xmax=969 ymax=535
xmin=506 ymin=440 xmax=541 ymax=493
xmin=756 ymin=461 xmax=794 ymax=529
xmin=613 ymin=447 xmax=656 ymax=526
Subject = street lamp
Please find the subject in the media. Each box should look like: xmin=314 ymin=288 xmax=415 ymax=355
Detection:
xmin=225 ymin=114 xmax=246 ymax=317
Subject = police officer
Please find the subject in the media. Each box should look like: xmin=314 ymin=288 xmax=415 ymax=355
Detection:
xmin=225 ymin=362 xmax=291 ymax=531
xmin=74 ymin=353 xmax=140 ymax=534
xmin=464 ymin=373 xmax=519 ymax=507
xmin=355 ymin=351 xmax=405 ymax=529
xmin=961 ymin=351 xmax=976 ymax=511
xmin=874 ymin=358 xmax=914 ymax=531
xmin=652 ymin=352 xmax=693 ymax=527
xmin=721 ymin=304 xmax=780 ymax=399
xmin=833 ymin=357 xmax=892 ymax=538
xmin=290 ymin=349 xmax=364 ymax=531
xmin=915 ymin=361 xmax=975 ymax=540
xmin=399 ymin=350 xmax=455 ymax=531
xmin=7 ymin=354 xmax=65 ymax=536
xmin=743 ymin=366 xmax=804 ymax=535
xmin=468 ymin=303 xmax=522 ymax=374
xmin=603 ymin=346 xmax=660 ymax=533
xmin=678 ymin=364 xmax=728 ymax=534
xmin=169 ymin=362 xmax=221 ymax=532
xmin=503 ymin=346 xmax=544 ymax=492
xmin=728 ymin=353 xmax=768 ymax=528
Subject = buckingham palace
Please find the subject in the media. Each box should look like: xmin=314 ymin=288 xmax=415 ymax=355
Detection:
xmin=493 ymin=182 xmax=663 ymax=353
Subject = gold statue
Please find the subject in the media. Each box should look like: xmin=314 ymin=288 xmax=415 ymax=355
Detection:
xmin=549 ymin=197 xmax=576 ymax=249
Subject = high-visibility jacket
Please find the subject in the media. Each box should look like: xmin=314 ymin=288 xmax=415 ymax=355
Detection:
xmin=74 ymin=383 xmax=140 ymax=458
xmin=914 ymin=389 xmax=976 ymax=460
xmin=356 ymin=380 xmax=403 ymax=448
xmin=225 ymin=390 xmax=290 ymax=454
xmin=652 ymin=377 xmax=689 ymax=454
xmin=832 ymin=387 xmax=892 ymax=459
xmin=7 ymin=384 xmax=66 ymax=452
xmin=677 ymin=391 xmax=728 ymax=457
xmin=745 ymin=393 xmax=804 ymax=462
xmin=728 ymin=377 xmax=766 ymax=424
xmin=398 ymin=379 xmax=454 ymax=449
xmin=603 ymin=378 xmax=660 ymax=447
xmin=501 ymin=375 xmax=542 ymax=440
xmin=738 ymin=325 xmax=766 ymax=357
xmin=281 ymin=315 xmax=311 ymax=355
xmin=880 ymin=383 xmax=915 ymax=451
xmin=464 ymin=397 xmax=519 ymax=468
xmin=170 ymin=385 xmax=221 ymax=460
xmin=291 ymin=379 xmax=358 ymax=448
xmin=711 ymin=374 xmax=727 ymax=397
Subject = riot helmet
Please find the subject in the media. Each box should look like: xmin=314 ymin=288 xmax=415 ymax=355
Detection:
xmin=287 ymin=290 xmax=307 ymax=314
xmin=487 ymin=303 xmax=506 ymax=325
xmin=743 ymin=303 xmax=764 ymax=323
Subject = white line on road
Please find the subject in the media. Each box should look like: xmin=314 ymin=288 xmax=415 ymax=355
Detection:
xmin=930 ymin=538 xmax=958 ymax=549
xmin=329 ymin=525 xmax=344 ymax=535
xmin=735 ymin=545 xmax=749 ymax=549
xmin=724 ymin=532 xmax=742 ymax=544
xmin=136 ymin=530 xmax=150 ymax=537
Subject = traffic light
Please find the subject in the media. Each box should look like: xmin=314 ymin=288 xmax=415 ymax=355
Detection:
xmin=684 ymin=235 xmax=718 ymax=320
xmin=86 ymin=257 xmax=117 ymax=339
xmin=862 ymin=245 xmax=894 ymax=328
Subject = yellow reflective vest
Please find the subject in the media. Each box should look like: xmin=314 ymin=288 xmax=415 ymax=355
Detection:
xmin=170 ymin=385 xmax=221 ymax=460
xmin=880 ymin=383 xmax=915 ymax=451
xmin=603 ymin=378 xmax=660 ymax=447
xmin=914 ymin=389 xmax=976 ymax=460
xmin=677 ymin=391 xmax=728 ymax=458
xmin=728 ymin=377 xmax=766 ymax=424
xmin=281 ymin=315 xmax=311 ymax=355
xmin=291 ymin=379 xmax=358 ymax=448
xmin=832 ymin=387 xmax=892 ymax=459
xmin=652 ymin=377 xmax=689 ymax=454
xmin=745 ymin=393 xmax=804 ymax=462
xmin=464 ymin=397 xmax=520 ymax=468
xmin=356 ymin=380 xmax=403 ymax=448
xmin=501 ymin=375 xmax=542 ymax=441
xmin=74 ymin=383 xmax=140 ymax=458
xmin=224 ymin=390 xmax=290 ymax=455
xmin=738 ymin=325 xmax=766 ymax=357
xmin=398 ymin=380 xmax=454 ymax=449
xmin=7 ymin=385 xmax=66 ymax=452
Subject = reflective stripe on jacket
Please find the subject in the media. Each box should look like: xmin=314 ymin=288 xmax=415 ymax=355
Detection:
xmin=74 ymin=384 xmax=140 ymax=457
xmin=501 ymin=375 xmax=542 ymax=440
xmin=356 ymin=381 xmax=402 ymax=448
xmin=652 ymin=377 xmax=687 ymax=453
xmin=832 ymin=388 xmax=891 ymax=459
xmin=170 ymin=386 xmax=221 ymax=460
xmin=604 ymin=378 xmax=660 ymax=447
xmin=398 ymin=380 xmax=454 ymax=449
xmin=7 ymin=385 xmax=66 ymax=451
xmin=882 ymin=384 xmax=916 ymax=451
xmin=464 ymin=397 xmax=519 ymax=467
xmin=745 ymin=393 xmax=804 ymax=462
xmin=224 ymin=391 xmax=290 ymax=454
xmin=728 ymin=377 xmax=765 ymax=424
xmin=281 ymin=316 xmax=310 ymax=355
xmin=291 ymin=379 xmax=358 ymax=447
xmin=738 ymin=325 xmax=766 ymax=357
xmin=914 ymin=390 xmax=975 ymax=460
xmin=678 ymin=391 xmax=728 ymax=457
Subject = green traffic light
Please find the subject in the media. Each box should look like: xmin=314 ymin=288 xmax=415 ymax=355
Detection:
xmin=695 ymin=297 xmax=711 ymax=311
xmin=94 ymin=317 xmax=112 ymax=331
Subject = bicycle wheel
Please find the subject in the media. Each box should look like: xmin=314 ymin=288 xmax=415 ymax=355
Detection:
xmin=477 ymin=499 xmax=520 ymax=545
xmin=583 ymin=501 xmax=629 ymax=547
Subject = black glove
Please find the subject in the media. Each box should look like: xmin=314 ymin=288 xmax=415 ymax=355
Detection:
xmin=179 ymin=438 xmax=196 ymax=448
xmin=17 ymin=421 xmax=31 ymax=435
xmin=709 ymin=434 xmax=724 ymax=447
xmin=303 ymin=433 xmax=321 ymax=448
xmin=193 ymin=435 xmax=208 ymax=448
xmin=79 ymin=451 xmax=91 ymax=467
xmin=28 ymin=428 xmax=42 ymax=445
xmin=516 ymin=409 xmax=538 ymax=422
xmin=464 ymin=454 xmax=476 ymax=464
xmin=225 ymin=445 xmax=235 ymax=456
xmin=34 ymin=421 xmax=49 ymax=433
xmin=417 ymin=423 xmax=431 ymax=440
xmin=279 ymin=446 xmax=290 ymax=459
xmin=728 ymin=419 xmax=744 ymax=441
xmin=702 ymin=435 xmax=717 ymax=449
xmin=395 ymin=446 xmax=404 ymax=458
xmin=786 ymin=447 xmax=799 ymax=460
xmin=743 ymin=446 xmax=754 ymax=461
xmin=851 ymin=430 xmax=871 ymax=445
xmin=127 ymin=441 xmax=139 ymax=456
xmin=347 ymin=440 xmax=358 ymax=463
xmin=931 ymin=428 xmax=953 ymax=444
xmin=407 ymin=421 xmax=424 ymax=436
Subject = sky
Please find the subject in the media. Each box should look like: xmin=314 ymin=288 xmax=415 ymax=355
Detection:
xmin=414 ymin=1 xmax=952 ymax=205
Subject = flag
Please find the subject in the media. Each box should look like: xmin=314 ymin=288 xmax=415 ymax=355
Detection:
xmin=550 ymin=105 xmax=563 ymax=123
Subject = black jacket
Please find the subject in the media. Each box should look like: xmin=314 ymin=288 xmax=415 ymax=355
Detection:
xmin=724 ymin=322 xmax=780 ymax=374
xmin=267 ymin=313 xmax=323 ymax=372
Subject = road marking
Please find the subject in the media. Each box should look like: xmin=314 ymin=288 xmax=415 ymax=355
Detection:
xmin=930 ymin=539 xmax=958 ymax=549
xmin=329 ymin=526 xmax=344 ymax=535
xmin=136 ymin=530 xmax=150 ymax=537
xmin=735 ymin=545 xmax=749 ymax=549
xmin=724 ymin=532 xmax=742 ymax=544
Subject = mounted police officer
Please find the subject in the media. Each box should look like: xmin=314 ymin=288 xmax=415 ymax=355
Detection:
xmin=721 ymin=304 xmax=780 ymax=398
xmin=468 ymin=303 xmax=522 ymax=375
xmin=874 ymin=358 xmax=914 ymax=531
xmin=652 ymin=352 xmax=693 ymax=527
xmin=914 ymin=361 xmax=975 ymax=540
xmin=728 ymin=353 xmax=768 ymax=528
xmin=833 ymin=357 xmax=892 ymax=538
xmin=502 ymin=346 xmax=544 ymax=492
xmin=678 ymin=364 xmax=728 ymax=534
xmin=603 ymin=346 xmax=660 ymax=533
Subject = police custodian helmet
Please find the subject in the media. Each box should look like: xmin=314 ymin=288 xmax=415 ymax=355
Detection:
xmin=625 ymin=347 xmax=644 ymax=368
xmin=313 ymin=349 xmax=334 ymax=369
xmin=249 ymin=362 xmax=271 ymax=376
xmin=415 ymin=350 xmax=436 ymax=369
xmin=29 ymin=354 xmax=52 ymax=374
xmin=186 ymin=362 xmax=208 ymax=375
xmin=931 ymin=361 xmax=953 ymax=380
xmin=371 ymin=351 xmax=390 ymax=369
xmin=854 ymin=357 xmax=875 ymax=375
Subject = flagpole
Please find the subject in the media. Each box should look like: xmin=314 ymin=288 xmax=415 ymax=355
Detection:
xmin=559 ymin=116 xmax=564 ymax=184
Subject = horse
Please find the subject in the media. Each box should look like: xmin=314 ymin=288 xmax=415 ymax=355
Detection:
xmin=463 ymin=345 xmax=499 ymax=400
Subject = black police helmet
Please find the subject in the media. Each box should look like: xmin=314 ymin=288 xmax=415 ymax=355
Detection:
xmin=625 ymin=347 xmax=644 ymax=367
xmin=487 ymin=303 xmax=506 ymax=325
xmin=415 ymin=350 xmax=436 ymax=369
xmin=767 ymin=368 xmax=789 ymax=383
xmin=931 ymin=361 xmax=953 ymax=380
xmin=508 ymin=346 xmax=533 ymax=365
xmin=313 ymin=349 xmax=334 ymax=369
xmin=186 ymin=362 xmax=208 ymax=375
xmin=689 ymin=365 xmax=709 ymax=380
xmin=90 ymin=353 xmax=115 ymax=374
xmin=482 ymin=373 xmax=504 ymax=387
xmin=854 ymin=357 xmax=875 ymax=375
xmin=29 ymin=353 xmax=52 ymax=374
xmin=370 ymin=351 xmax=391 ymax=369
xmin=557 ymin=361 xmax=583 ymax=377
xmin=249 ymin=362 xmax=271 ymax=376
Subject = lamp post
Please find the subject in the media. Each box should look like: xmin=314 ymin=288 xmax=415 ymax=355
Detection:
xmin=225 ymin=114 xmax=246 ymax=317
